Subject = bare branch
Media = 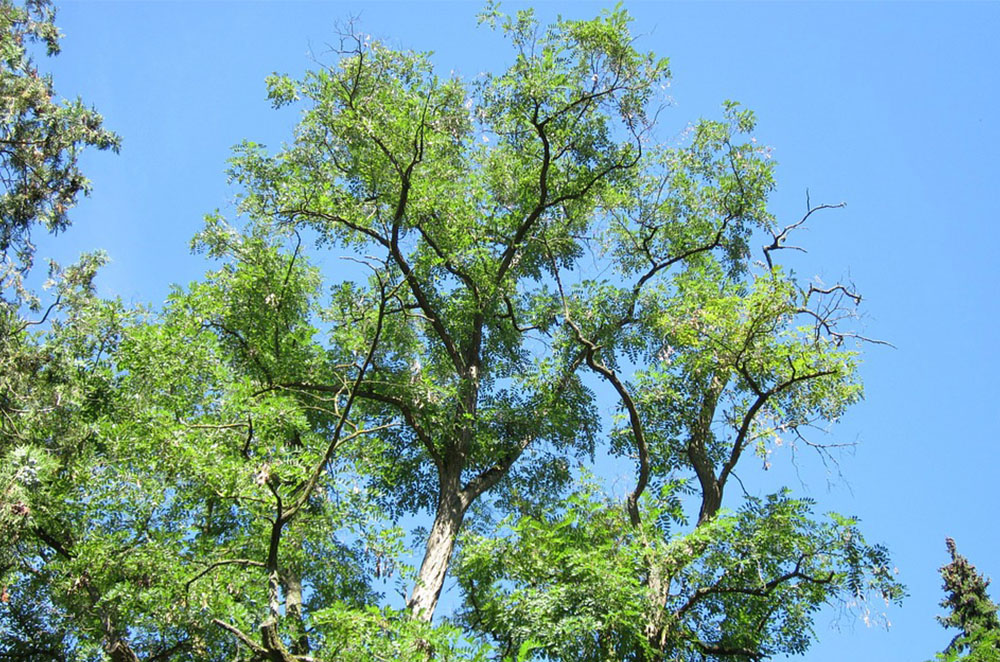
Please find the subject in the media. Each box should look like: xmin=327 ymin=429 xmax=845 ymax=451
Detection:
xmin=807 ymin=282 xmax=861 ymax=305
xmin=763 ymin=190 xmax=846 ymax=270
xmin=677 ymin=555 xmax=834 ymax=618
xmin=14 ymin=294 xmax=60 ymax=333
xmin=279 ymin=207 xmax=390 ymax=249
xmin=719 ymin=365 xmax=837 ymax=492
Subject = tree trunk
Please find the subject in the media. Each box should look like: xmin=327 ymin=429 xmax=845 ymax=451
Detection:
xmin=639 ymin=537 xmax=672 ymax=662
xmin=407 ymin=487 xmax=467 ymax=621
xmin=107 ymin=639 xmax=140 ymax=662
xmin=690 ymin=370 xmax=728 ymax=526
xmin=283 ymin=570 xmax=309 ymax=655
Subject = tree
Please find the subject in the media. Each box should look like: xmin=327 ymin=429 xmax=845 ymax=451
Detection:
xmin=930 ymin=538 xmax=1000 ymax=662
xmin=209 ymin=4 xmax=899 ymax=658
xmin=0 ymin=1 xmax=123 ymax=659
xmin=1 ymin=5 xmax=903 ymax=662
xmin=0 ymin=0 xmax=119 ymax=281
xmin=0 ymin=0 xmax=121 ymax=499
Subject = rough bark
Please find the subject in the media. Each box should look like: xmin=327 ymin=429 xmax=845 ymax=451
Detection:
xmin=689 ymin=371 xmax=728 ymax=526
xmin=260 ymin=619 xmax=297 ymax=662
xmin=643 ymin=549 xmax=670 ymax=662
xmin=107 ymin=639 xmax=140 ymax=662
xmin=407 ymin=484 xmax=468 ymax=621
xmin=282 ymin=570 xmax=309 ymax=655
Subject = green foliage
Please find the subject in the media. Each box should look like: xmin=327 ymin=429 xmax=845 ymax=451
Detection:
xmin=1 ymin=4 xmax=902 ymax=662
xmin=1 ymin=2 xmax=120 ymax=615
xmin=0 ymin=0 xmax=119 ymax=279
xmin=457 ymin=484 xmax=653 ymax=661
xmin=309 ymin=602 xmax=493 ymax=662
xmin=457 ymin=489 xmax=903 ymax=662
xmin=0 ymin=250 xmax=125 ymax=595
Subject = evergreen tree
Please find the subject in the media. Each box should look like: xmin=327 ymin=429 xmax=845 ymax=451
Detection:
xmin=934 ymin=538 xmax=1000 ymax=662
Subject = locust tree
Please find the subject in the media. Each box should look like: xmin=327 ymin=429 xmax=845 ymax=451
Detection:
xmin=212 ymin=4 xmax=902 ymax=656
xmin=1 ymin=4 xmax=905 ymax=662
xmin=232 ymin=6 xmax=671 ymax=621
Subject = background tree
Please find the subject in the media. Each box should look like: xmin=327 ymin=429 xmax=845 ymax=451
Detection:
xmin=0 ymin=0 xmax=120 ymax=508
xmin=0 ymin=0 xmax=119 ymax=281
xmin=930 ymin=538 xmax=1000 ymax=662
xmin=0 ymin=1 xmax=125 ymax=659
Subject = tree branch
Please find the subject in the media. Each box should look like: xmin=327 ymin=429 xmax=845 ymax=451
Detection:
xmin=719 ymin=366 xmax=836 ymax=489
xmin=211 ymin=619 xmax=266 ymax=657
xmin=184 ymin=559 xmax=266 ymax=595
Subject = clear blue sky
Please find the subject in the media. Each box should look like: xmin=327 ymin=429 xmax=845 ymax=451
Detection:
xmin=39 ymin=2 xmax=1000 ymax=660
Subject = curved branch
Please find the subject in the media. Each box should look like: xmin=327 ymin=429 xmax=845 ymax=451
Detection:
xmin=677 ymin=559 xmax=834 ymax=619
xmin=554 ymin=260 xmax=648 ymax=527
xmin=495 ymin=107 xmax=551 ymax=286
xmin=720 ymin=366 xmax=836 ymax=490
xmin=283 ymin=281 xmax=388 ymax=520
xmin=184 ymin=559 xmax=266 ymax=595
xmin=763 ymin=191 xmax=845 ymax=270
xmin=211 ymin=619 xmax=266 ymax=658
xmin=279 ymin=207 xmax=390 ymax=249
xmin=687 ymin=370 xmax=728 ymax=526
xmin=14 ymin=294 xmax=61 ymax=333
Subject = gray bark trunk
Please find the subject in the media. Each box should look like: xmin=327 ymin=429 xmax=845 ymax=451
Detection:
xmin=283 ymin=570 xmax=309 ymax=655
xmin=407 ymin=488 xmax=467 ymax=621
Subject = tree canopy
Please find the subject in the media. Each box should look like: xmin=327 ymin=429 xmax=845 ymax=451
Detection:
xmin=0 ymin=4 xmax=906 ymax=662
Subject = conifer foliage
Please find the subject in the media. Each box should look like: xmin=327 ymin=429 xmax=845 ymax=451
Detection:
xmin=933 ymin=538 xmax=1000 ymax=662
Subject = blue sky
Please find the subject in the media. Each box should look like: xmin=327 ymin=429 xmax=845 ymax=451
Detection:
xmin=38 ymin=1 xmax=1000 ymax=660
